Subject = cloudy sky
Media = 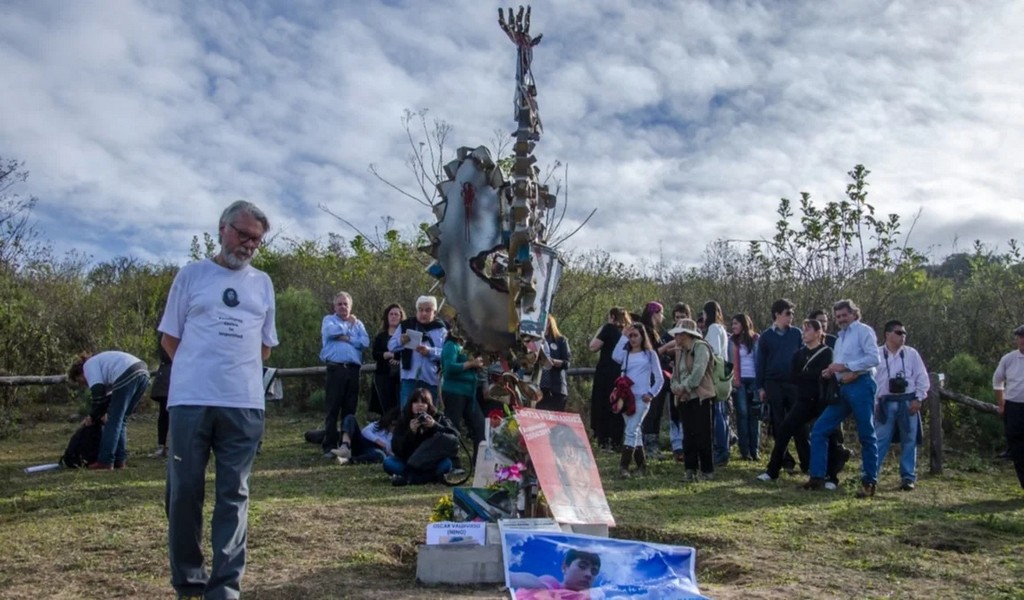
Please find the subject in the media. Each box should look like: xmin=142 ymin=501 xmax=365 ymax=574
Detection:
xmin=1 ymin=0 xmax=1021 ymax=268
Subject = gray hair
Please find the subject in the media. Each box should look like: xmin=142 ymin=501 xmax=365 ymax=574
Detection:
xmin=334 ymin=291 xmax=352 ymax=303
xmin=416 ymin=295 xmax=438 ymax=310
xmin=832 ymin=298 xmax=861 ymax=319
xmin=219 ymin=200 xmax=270 ymax=234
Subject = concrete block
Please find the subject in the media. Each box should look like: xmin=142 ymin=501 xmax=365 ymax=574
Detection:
xmin=416 ymin=544 xmax=505 ymax=585
xmin=564 ymin=523 xmax=610 ymax=537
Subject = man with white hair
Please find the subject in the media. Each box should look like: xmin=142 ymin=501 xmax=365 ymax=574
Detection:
xmin=159 ymin=200 xmax=278 ymax=600
xmin=388 ymin=295 xmax=448 ymax=408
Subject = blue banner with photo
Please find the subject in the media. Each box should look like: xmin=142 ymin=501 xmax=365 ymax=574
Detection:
xmin=501 ymin=529 xmax=707 ymax=599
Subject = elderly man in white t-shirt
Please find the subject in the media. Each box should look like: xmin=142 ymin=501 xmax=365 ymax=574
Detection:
xmin=159 ymin=200 xmax=278 ymax=600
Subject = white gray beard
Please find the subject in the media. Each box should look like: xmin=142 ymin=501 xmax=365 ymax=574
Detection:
xmin=220 ymin=250 xmax=252 ymax=270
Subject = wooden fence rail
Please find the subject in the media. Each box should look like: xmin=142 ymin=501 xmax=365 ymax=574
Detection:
xmin=3 ymin=366 xmax=1006 ymax=474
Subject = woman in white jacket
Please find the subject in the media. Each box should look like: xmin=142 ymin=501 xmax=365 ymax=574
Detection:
xmin=611 ymin=324 xmax=664 ymax=478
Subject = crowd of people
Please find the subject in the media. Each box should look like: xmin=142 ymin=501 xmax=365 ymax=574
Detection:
xmin=62 ymin=199 xmax=1024 ymax=599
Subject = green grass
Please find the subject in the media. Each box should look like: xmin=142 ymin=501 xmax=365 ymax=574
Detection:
xmin=2 ymin=408 xmax=1023 ymax=599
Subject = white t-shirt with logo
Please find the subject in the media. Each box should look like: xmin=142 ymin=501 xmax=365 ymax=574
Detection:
xmin=83 ymin=351 xmax=143 ymax=387
xmin=159 ymin=259 xmax=278 ymax=409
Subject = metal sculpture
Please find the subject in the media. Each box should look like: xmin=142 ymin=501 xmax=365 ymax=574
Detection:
xmin=420 ymin=6 xmax=563 ymax=394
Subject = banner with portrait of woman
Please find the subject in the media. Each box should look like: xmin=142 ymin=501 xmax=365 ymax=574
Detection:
xmin=516 ymin=408 xmax=614 ymax=526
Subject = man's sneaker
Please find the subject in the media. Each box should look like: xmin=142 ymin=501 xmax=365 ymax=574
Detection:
xmin=755 ymin=472 xmax=776 ymax=482
xmin=802 ymin=477 xmax=826 ymax=491
xmin=87 ymin=462 xmax=113 ymax=470
xmin=856 ymin=482 xmax=876 ymax=498
xmin=681 ymin=470 xmax=697 ymax=483
xmin=391 ymin=474 xmax=409 ymax=487
xmin=149 ymin=445 xmax=167 ymax=459
xmin=331 ymin=444 xmax=352 ymax=459
xmin=114 ymin=460 xmax=126 ymax=470
xmin=335 ymin=456 xmax=350 ymax=466
xmin=824 ymin=481 xmax=838 ymax=491
xmin=701 ymin=471 xmax=715 ymax=481
xmin=900 ymin=479 xmax=916 ymax=491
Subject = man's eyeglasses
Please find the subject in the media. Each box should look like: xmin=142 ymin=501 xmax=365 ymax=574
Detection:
xmin=228 ymin=222 xmax=264 ymax=246
xmin=892 ymin=330 xmax=907 ymax=336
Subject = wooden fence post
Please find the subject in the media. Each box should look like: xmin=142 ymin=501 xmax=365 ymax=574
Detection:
xmin=928 ymin=373 xmax=943 ymax=475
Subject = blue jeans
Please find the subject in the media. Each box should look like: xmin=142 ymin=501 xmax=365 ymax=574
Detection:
xmin=400 ymin=380 xmax=439 ymax=410
xmin=166 ymin=406 xmax=264 ymax=600
xmin=875 ymin=393 xmax=920 ymax=482
xmin=733 ymin=378 xmax=761 ymax=459
xmin=810 ymin=375 xmax=878 ymax=484
xmin=622 ymin=396 xmax=652 ymax=448
xmin=97 ymin=374 xmax=150 ymax=465
xmin=712 ymin=401 xmax=730 ymax=464
xmin=383 ymin=455 xmax=453 ymax=484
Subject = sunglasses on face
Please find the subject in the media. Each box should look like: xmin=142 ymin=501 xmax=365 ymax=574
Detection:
xmin=892 ymin=330 xmax=907 ymax=336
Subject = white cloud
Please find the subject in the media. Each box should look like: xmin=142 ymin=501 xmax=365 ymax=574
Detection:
xmin=1 ymin=0 xmax=1021 ymax=270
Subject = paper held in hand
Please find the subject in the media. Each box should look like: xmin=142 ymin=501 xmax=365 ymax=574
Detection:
xmin=403 ymin=329 xmax=423 ymax=350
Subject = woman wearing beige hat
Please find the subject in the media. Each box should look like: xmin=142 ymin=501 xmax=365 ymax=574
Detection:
xmin=669 ymin=319 xmax=717 ymax=482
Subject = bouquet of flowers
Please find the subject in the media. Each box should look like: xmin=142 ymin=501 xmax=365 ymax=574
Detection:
xmin=430 ymin=494 xmax=454 ymax=522
xmin=486 ymin=461 xmax=528 ymax=516
xmin=489 ymin=411 xmax=529 ymax=464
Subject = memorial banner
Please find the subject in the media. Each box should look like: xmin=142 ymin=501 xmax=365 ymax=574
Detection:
xmin=501 ymin=530 xmax=707 ymax=599
xmin=516 ymin=408 xmax=614 ymax=526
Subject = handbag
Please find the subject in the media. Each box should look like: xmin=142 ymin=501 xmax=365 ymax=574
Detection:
xmin=609 ymin=351 xmax=637 ymax=415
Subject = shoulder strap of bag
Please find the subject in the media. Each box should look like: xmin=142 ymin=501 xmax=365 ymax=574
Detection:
xmin=802 ymin=346 xmax=829 ymax=372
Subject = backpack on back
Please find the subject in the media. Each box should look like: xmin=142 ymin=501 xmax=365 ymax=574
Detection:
xmin=694 ymin=339 xmax=733 ymax=402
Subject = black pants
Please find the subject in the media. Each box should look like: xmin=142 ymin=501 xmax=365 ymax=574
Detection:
xmin=444 ymin=392 xmax=485 ymax=446
xmin=765 ymin=398 xmax=844 ymax=480
xmin=372 ymin=372 xmax=399 ymax=416
xmin=153 ymin=396 xmax=169 ymax=446
xmin=1006 ymin=402 xmax=1024 ymax=489
xmin=642 ymin=386 xmax=669 ymax=437
xmin=680 ymin=398 xmax=714 ymax=473
xmin=537 ymin=390 xmax=568 ymax=412
xmin=764 ymin=380 xmax=799 ymax=470
xmin=323 ymin=363 xmax=361 ymax=451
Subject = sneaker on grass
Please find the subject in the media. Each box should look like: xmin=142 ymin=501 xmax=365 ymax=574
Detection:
xmin=755 ymin=472 xmax=775 ymax=482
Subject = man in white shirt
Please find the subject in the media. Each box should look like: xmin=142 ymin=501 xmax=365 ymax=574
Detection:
xmin=993 ymin=324 xmax=1024 ymax=490
xmin=873 ymin=320 xmax=930 ymax=491
xmin=805 ymin=298 xmax=881 ymax=498
xmin=159 ymin=201 xmax=279 ymax=600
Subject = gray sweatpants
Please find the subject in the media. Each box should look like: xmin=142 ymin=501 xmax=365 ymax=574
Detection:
xmin=166 ymin=405 xmax=263 ymax=600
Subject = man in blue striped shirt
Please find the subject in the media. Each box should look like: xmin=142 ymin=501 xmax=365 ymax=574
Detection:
xmin=320 ymin=292 xmax=370 ymax=457
xmin=804 ymin=299 xmax=881 ymax=497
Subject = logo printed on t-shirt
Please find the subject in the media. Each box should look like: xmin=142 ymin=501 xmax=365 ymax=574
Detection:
xmin=223 ymin=288 xmax=239 ymax=307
